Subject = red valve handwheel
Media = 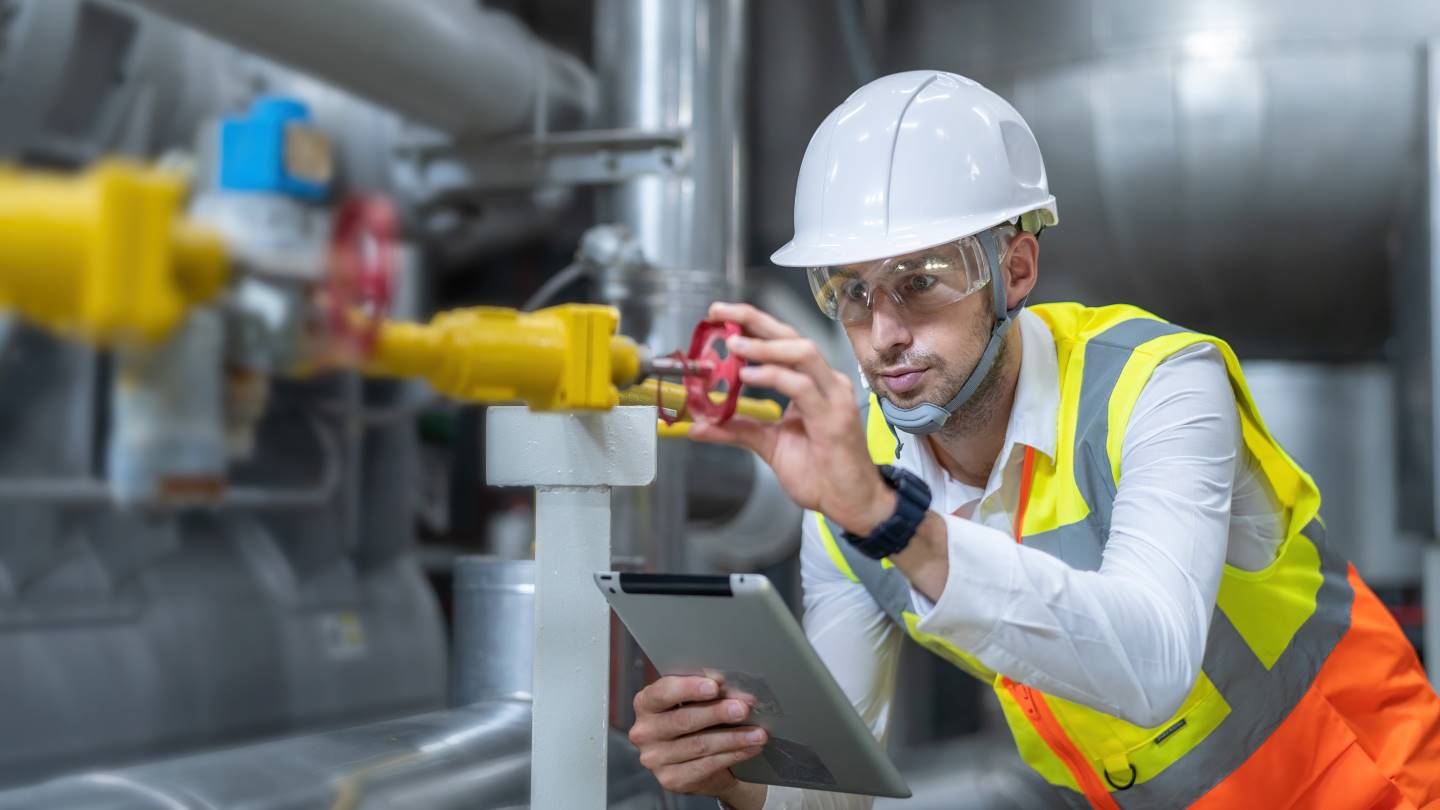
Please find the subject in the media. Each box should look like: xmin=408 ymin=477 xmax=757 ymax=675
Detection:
xmin=322 ymin=195 xmax=397 ymax=363
xmin=682 ymin=319 xmax=743 ymax=424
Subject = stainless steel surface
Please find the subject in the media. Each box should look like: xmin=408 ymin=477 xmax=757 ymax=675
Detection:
xmin=1428 ymin=547 xmax=1440 ymax=688
xmin=0 ymin=413 xmax=339 ymax=507
xmin=0 ymin=0 xmax=195 ymax=162
xmin=749 ymin=0 xmax=1440 ymax=360
xmin=123 ymin=0 xmax=597 ymax=140
xmin=684 ymin=444 xmax=755 ymax=525
xmin=645 ymin=356 xmax=714 ymax=379
xmin=0 ymin=701 xmax=662 ymax=810
xmin=1411 ymin=40 xmax=1440 ymax=538
xmin=687 ymin=452 xmax=802 ymax=571
xmin=596 ymin=0 xmax=747 ymax=301
xmin=453 ymin=557 xmax=535 ymax=705
xmin=1392 ymin=52 xmax=1431 ymax=536
xmin=0 ymin=0 xmax=406 ymax=188
xmin=434 ymin=127 xmax=690 ymax=192
xmin=595 ymin=0 xmax=749 ymax=742
xmin=0 ymin=324 xmax=447 ymax=787
xmin=595 ymin=0 xmax=749 ymax=562
xmin=1243 ymin=361 xmax=1426 ymax=585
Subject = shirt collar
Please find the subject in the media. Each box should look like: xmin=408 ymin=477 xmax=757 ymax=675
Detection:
xmin=1008 ymin=308 xmax=1059 ymax=462
xmin=894 ymin=308 xmax=1059 ymax=477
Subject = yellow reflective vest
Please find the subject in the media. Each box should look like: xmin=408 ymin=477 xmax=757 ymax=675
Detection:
xmin=813 ymin=303 xmax=1440 ymax=808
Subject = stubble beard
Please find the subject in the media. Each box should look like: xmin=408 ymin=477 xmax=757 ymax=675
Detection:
xmin=861 ymin=305 xmax=1012 ymax=437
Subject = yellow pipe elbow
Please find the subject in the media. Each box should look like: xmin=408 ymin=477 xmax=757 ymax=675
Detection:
xmin=0 ymin=160 xmax=230 ymax=347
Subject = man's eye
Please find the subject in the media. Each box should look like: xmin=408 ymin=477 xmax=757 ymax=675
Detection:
xmin=906 ymin=274 xmax=939 ymax=293
xmin=842 ymin=281 xmax=869 ymax=302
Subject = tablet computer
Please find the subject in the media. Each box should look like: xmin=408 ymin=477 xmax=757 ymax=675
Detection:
xmin=596 ymin=571 xmax=911 ymax=798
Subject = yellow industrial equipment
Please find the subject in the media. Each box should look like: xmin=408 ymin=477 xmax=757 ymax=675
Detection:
xmin=366 ymin=304 xmax=642 ymax=411
xmin=0 ymin=160 xmax=781 ymax=431
xmin=621 ymin=379 xmax=783 ymax=436
xmin=367 ymin=305 xmax=785 ymax=426
xmin=0 ymin=161 xmax=228 ymax=346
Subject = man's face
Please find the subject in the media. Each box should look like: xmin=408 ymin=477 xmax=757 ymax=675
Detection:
xmin=844 ymin=277 xmax=995 ymax=410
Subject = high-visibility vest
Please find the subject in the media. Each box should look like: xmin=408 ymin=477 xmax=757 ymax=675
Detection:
xmin=815 ymin=303 xmax=1440 ymax=808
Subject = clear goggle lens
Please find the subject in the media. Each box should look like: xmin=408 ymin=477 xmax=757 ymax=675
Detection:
xmin=806 ymin=235 xmax=993 ymax=324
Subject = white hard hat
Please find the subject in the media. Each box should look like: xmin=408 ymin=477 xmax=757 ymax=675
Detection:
xmin=771 ymin=70 xmax=1058 ymax=268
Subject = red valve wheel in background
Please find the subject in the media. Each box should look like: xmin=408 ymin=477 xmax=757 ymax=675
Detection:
xmin=320 ymin=195 xmax=397 ymax=364
xmin=683 ymin=320 xmax=743 ymax=424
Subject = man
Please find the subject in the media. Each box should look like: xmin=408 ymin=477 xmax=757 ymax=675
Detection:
xmin=627 ymin=71 xmax=1440 ymax=808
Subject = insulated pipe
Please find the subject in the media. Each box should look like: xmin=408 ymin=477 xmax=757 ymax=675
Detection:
xmin=594 ymin=0 xmax=748 ymax=555
xmin=0 ymin=702 xmax=662 ymax=809
xmin=453 ymin=557 xmax=535 ymax=705
xmin=125 ymin=0 xmax=598 ymax=139
xmin=595 ymin=0 xmax=748 ymax=735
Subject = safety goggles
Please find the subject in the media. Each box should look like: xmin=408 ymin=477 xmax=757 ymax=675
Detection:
xmin=806 ymin=233 xmax=997 ymax=325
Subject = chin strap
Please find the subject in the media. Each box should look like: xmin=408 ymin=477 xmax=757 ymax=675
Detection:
xmin=878 ymin=228 xmax=1025 ymax=435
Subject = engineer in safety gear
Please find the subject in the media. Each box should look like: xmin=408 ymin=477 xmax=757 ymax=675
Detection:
xmin=626 ymin=70 xmax=1440 ymax=809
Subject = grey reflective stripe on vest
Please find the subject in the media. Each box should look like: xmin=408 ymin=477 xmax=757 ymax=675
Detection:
xmin=823 ymin=315 xmax=1357 ymax=807
xmin=1021 ymin=318 xmax=1189 ymax=568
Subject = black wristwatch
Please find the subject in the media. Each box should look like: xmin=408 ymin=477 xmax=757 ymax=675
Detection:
xmin=842 ymin=464 xmax=933 ymax=560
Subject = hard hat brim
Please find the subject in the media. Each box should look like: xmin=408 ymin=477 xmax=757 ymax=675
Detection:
xmin=770 ymin=199 xmax=1057 ymax=268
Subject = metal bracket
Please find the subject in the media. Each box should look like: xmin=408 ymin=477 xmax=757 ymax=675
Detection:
xmin=402 ymin=127 xmax=688 ymax=191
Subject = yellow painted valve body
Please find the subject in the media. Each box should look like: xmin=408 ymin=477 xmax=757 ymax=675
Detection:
xmin=0 ymin=161 xmax=228 ymax=346
xmin=366 ymin=304 xmax=641 ymax=411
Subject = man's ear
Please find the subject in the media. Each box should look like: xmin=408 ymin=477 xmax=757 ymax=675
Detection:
xmin=1004 ymin=231 xmax=1039 ymax=304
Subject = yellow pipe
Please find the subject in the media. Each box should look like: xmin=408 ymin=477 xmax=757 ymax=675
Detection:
xmin=0 ymin=161 xmax=228 ymax=346
xmin=619 ymin=379 xmax=783 ymax=423
xmin=656 ymin=421 xmax=697 ymax=439
xmin=364 ymin=301 xmax=783 ymax=427
xmin=365 ymin=303 xmax=643 ymax=411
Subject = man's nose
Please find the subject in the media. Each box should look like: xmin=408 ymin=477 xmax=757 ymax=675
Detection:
xmin=868 ymin=294 xmax=913 ymax=353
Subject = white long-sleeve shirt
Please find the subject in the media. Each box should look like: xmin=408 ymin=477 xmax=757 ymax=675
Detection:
xmin=758 ymin=310 xmax=1284 ymax=810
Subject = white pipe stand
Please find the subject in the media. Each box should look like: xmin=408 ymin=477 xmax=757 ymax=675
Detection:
xmin=486 ymin=406 xmax=657 ymax=809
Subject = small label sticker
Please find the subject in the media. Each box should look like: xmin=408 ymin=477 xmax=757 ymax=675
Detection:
xmin=319 ymin=611 xmax=368 ymax=661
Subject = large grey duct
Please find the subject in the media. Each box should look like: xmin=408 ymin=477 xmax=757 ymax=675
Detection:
xmin=0 ymin=557 xmax=661 ymax=809
xmin=0 ymin=701 xmax=660 ymax=810
xmin=124 ymin=0 xmax=598 ymax=139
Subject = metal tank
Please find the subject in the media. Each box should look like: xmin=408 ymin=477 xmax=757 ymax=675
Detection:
xmin=752 ymin=0 xmax=1440 ymax=360
xmin=747 ymin=0 xmax=1440 ymax=589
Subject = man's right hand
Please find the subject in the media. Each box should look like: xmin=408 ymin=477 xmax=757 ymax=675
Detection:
xmin=629 ymin=675 xmax=770 ymax=806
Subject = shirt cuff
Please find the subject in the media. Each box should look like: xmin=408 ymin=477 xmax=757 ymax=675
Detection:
xmin=911 ymin=512 xmax=1018 ymax=653
xmin=755 ymin=785 xmax=804 ymax=809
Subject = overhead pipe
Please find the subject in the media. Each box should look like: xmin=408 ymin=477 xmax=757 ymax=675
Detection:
xmin=124 ymin=0 xmax=598 ymax=139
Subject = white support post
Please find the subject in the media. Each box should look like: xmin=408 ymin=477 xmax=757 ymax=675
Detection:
xmin=486 ymin=406 xmax=657 ymax=809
